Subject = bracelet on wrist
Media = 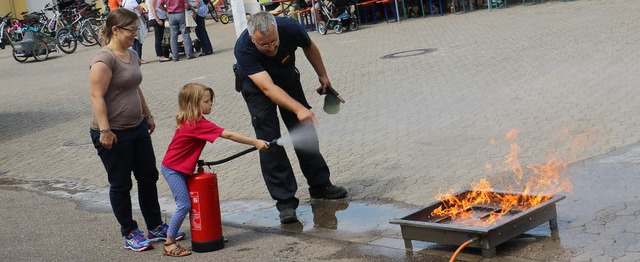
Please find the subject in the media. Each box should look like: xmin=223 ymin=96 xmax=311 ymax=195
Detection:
xmin=100 ymin=128 xmax=111 ymax=134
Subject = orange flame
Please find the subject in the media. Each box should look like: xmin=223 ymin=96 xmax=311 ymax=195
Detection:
xmin=505 ymin=143 xmax=524 ymax=184
xmin=430 ymin=129 xmax=573 ymax=227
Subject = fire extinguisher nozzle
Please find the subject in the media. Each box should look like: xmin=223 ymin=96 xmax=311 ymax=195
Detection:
xmin=268 ymin=138 xmax=280 ymax=148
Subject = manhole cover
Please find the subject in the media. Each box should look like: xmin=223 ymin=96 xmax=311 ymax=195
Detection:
xmin=381 ymin=48 xmax=437 ymax=59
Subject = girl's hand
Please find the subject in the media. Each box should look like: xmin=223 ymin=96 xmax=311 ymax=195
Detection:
xmin=255 ymin=140 xmax=270 ymax=151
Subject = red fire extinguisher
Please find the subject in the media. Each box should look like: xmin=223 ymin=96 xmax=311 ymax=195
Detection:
xmin=187 ymin=140 xmax=278 ymax=253
xmin=188 ymin=165 xmax=224 ymax=252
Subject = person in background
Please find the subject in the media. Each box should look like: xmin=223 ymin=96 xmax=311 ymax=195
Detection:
xmin=189 ymin=0 xmax=214 ymax=56
xmin=158 ymin=0 xmax=195 ymax=61
xmin=88 ymin=8 xmax=185 ymax=252
xmin=108 ymin=0 xmax=120 ymax=11
xmin=147 ymin=0 xmax=171 ymax=62
xmin=160 ymin=83 xmax=269 ymax=256
xmin=233 ymin=12 xmax=347 ymax=224
xmin=268 ymin=0 xmax=297 ymax=19
xmin=121 ymin=0 xmax=149 ymax=63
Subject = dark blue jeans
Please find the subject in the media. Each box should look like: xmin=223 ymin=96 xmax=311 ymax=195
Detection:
xmin=90 ymin=119 xmax=162 ymax=236
xmin=194 ymin=15 xmax=213 ymax=54
xmin=149 ymin=19 xmax=165 ymax=57
xmin=240 ymin=70 xmax=331 ymax=211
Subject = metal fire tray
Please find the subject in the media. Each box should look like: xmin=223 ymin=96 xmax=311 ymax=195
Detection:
xmin=390 ymin=190 xmax=565 ymax=258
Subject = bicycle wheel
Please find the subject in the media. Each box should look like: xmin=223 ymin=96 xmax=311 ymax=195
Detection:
xmin=55 ymin=28 xmax=77 ymax=54
xmin=33 ymin=41 xmax=49 ymax=61
xmin=220 ymin=14 xmax=229 ymax=24
xmin=86 ymin=18 xmax=103 ymax=47
xmin=78 ymin=28 xmax=94 ymax=47
xmin=80 ymin=22 xmax=98 ymax=46
xmin=12 ymin=48 xmax=28 ymax=62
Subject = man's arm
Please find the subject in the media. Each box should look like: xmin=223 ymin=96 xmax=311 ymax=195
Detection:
xmin=248 ymin=72 xmax=318 ymax=126
xmin=157 ymin=0 xmax=167 ymax=11
xmin=302 ymin=40 xmax=331 ymax=94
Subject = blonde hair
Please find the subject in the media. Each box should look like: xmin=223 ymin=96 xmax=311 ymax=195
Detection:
xmin=100 ymin=8 xmax=138 ymax=46
xmin=175 ymin=83 xmax=215 ymax=128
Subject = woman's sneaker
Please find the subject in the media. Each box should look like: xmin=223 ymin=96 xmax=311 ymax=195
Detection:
xmin=124 ymin=229 xmax=152 ymax=252
xmin=147 ymin=223 xmax=186 ymax=242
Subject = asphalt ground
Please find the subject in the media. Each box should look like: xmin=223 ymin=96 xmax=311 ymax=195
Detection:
xmin=2 ymin=0 xmax=640 ymax=261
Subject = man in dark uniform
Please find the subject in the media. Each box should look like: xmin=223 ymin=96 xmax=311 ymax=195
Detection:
xmin=234 ymin=12 xmax=347 ymax=224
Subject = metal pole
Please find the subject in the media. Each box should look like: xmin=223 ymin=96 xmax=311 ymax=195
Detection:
xmin=393 ymin=0 xmax=400 ymax=23
xmin=310 ymin=0 xmax=318 ymax=32
xmin=230 ymin=0 xmax=247 ymax=38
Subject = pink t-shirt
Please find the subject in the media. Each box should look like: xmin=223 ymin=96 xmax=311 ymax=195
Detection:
xmin=158 ymin=0 xmax=189 ymax=13
xmin=162 ymin=117 xmax=225 ymax=174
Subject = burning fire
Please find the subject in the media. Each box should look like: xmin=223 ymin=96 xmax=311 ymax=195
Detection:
xmin=430 ymin=129 xmax=573 ymax=227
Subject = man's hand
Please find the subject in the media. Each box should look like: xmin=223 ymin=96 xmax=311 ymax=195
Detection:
xmin=316 ymin=75 xmax=331 ymax=95
xmin=296 ymin=108 xmax=319 ymax=127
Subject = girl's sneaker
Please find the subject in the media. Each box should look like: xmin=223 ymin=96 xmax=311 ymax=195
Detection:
xmin=147 ymin=223 xmax=186 ymax=242
xmin=124 ymin=229 xmax=152 ymax=252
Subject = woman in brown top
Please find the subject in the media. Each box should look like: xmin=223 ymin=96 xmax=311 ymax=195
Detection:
xmin=88 ymin=8 xmax=184 ymax=252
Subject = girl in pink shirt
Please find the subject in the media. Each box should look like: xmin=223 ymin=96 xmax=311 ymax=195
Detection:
xmin=160 ymin=83 xmax=269 ymax=256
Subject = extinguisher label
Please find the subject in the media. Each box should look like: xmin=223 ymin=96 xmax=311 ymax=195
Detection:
xmin=190 ymin=192 xmax=202 ymax=231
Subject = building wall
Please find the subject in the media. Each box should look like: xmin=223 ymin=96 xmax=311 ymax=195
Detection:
xmin=27 ymin=0 xmax=54 ymax=11
xmin=0 ymin=0 xmax=29 ymax=19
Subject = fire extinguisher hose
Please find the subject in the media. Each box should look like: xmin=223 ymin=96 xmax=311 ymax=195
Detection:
xmin=198 ymin=139 xmax=279 ymax=167
xmin=200 ymin=147 xmax=257 ymax=166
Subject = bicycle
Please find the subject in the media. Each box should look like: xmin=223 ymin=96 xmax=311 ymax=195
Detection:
xmin=19 ymin=9 xmax=77 ymax=54
xmin=11 ymin=29 xmax=58 ymax=62
xmin=57 ymin=10 xmax=99 ymax=47
xmin=55 ymin=2 xmax=101 ymax=50
xmin=206 ymin=0 xmax=231 ymax=24
xmin=6 ymin=16 xmax=24 ymax=42
xmin=35 ymin=3 xmax=66 ymax=37
xmin=1 ymin=15 xmax=58 ymax=63
xmin=0 ymin=12 xmax=13 ymax=50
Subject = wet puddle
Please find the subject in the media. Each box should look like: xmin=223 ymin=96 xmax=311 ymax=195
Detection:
xmin=2 ymin=143 xmax=640 ymax=260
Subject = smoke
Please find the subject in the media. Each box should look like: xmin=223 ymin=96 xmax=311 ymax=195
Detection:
xmin=276 ymin=124 xmax=319 ymax=153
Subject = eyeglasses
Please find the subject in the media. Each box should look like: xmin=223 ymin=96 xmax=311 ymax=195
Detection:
xmin=252 ymin=38 xmax=279 ymax=50
xmin=118 ymin=26 xmax=138 ymax=34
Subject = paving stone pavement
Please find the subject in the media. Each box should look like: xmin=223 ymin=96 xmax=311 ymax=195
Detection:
xmin=1 ymin=0 xmax=640 ymax=260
